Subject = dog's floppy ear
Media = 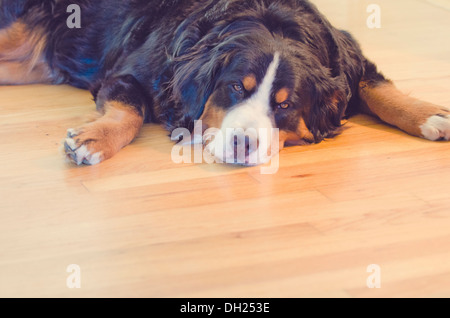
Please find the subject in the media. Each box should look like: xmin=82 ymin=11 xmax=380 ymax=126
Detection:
xmin=304 ymin=73 xmax=347 ymax=142
xmin=168 ymin=20 xmax=234 ymax=131
xmin=292 ymin=2 xmax=352 ymax=142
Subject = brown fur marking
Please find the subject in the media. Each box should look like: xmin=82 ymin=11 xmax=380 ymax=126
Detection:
xmin=0 ymin=21 xmax=55 ymax=84
xmin=275 ymin=88 xmax=289 ymax=104
xmin=199 ymin=98 xmax=226 ymax=130
xmin=242 ymin=75 xmax=257 ymax=92
xmin=279 ymin=117 xmax=314 ymax=148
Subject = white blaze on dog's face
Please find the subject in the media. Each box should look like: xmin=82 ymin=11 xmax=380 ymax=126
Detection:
xmin=203 ymin=53 xmax=281 ymax=165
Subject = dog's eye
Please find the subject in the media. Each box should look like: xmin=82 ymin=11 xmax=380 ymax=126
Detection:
xmin=278 ymin=102 xmax=290 ymax=110
xmin=233 ymin=84 xmax=244 ymax=93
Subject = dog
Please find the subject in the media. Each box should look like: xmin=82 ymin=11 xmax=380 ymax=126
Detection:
xmin=1 ymin=0 xmax=449 ymax=166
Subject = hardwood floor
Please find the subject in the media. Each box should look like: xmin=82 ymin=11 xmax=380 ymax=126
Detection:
xmin=0 ymin=0 xmax=449 ymax=298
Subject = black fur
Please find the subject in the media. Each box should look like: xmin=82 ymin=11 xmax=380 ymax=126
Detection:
xmin=0 ymin=0 xmax=388 ymax=141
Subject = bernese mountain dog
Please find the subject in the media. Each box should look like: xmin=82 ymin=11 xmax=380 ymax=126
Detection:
xmin=1 ymin=0 xmax=449 ymax=165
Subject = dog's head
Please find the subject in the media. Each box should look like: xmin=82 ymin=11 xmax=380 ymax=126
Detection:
xmin=170 ymin=4 xmax=349 ymax=165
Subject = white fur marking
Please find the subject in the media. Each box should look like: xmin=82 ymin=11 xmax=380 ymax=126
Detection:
xmin=87 ymin=152 xmax=103 ymax=165
xmin=65 ymin=137 xmax=77 ymax=151
xmin=75 ymin=145 xmax=90 ymax=165
xmin=67 ymin=128 xmax=77 ymax=138
xmin=420 ymin=115 xmax=450 ymax=141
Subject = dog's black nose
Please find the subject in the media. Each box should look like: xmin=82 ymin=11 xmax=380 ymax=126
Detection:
xmin=233 ymin=135 xmax=252 ymax=151
xmin=231 ymin=132 xmax=259 ymax=158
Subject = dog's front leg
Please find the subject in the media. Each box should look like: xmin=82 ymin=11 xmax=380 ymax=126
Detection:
xmin=64 ymin=75 xmax=148 ymax=165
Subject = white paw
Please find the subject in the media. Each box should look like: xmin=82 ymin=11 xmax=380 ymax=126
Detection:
xmin=64 ymin=129 xmax=103 ymax=166
xmin=420 ymin=114 xmax=450 ymax=141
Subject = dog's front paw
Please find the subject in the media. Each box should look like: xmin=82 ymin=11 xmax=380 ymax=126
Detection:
xmin=420 ymin=112 xmax=450 ymax=141
xmin=63 ymin=103 xmax=144 ymax=166
xmin=64 ymin=127 xmax=105 ymax=166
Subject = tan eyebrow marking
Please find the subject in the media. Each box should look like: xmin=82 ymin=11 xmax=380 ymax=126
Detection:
xmin=275 ymin=88 xmax=290 ymax=104
xmin=242 ymin=74 xmax=257 ymax=91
